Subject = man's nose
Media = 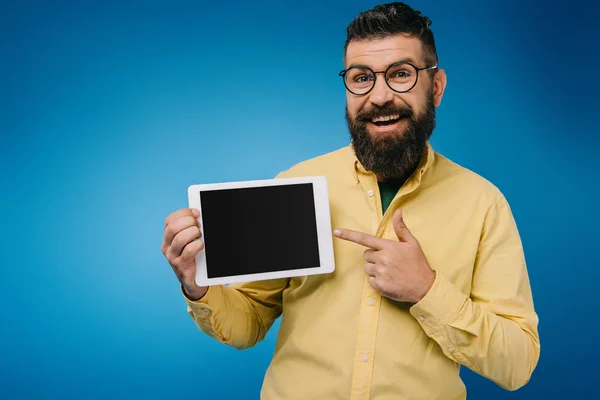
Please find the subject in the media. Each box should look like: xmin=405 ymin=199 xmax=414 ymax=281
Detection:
xmin=368 ymin=75 xmax=394 ymax=106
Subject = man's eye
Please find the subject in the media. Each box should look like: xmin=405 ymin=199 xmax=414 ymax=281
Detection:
xmin=392 ymin=71 xmax=410 ymax=78
xmin=355 ymin=75 xmax=372 ymax=83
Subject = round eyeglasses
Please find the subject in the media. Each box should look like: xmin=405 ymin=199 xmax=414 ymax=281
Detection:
xmin=339 ymin=61 xmax=438 ymax=95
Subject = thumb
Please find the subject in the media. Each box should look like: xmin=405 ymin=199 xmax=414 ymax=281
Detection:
xmin=393 ymin=209 xmax=413 ymax=242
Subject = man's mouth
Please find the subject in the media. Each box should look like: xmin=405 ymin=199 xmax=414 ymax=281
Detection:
xmin=370 ymin=114 xmax=401 ymax=126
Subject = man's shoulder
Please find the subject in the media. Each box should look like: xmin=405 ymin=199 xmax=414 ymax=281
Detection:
xmin=430 ymin=151 xmax=506 ymax=204
xmin=276 ymin=146 xmax=352 ymax=179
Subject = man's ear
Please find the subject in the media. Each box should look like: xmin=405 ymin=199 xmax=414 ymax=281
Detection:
xmin=432 ymin=69 xmax=447 ymax=107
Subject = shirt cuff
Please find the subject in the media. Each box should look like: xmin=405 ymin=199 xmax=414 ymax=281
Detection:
xmin=181 ymin=285 xmax=227 ymax=341
xmin=409 ymin=271 xmax=468 ymax=336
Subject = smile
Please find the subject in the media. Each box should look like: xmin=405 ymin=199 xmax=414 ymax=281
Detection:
xmin=370 ymin=114 xmax=404 ymax=127
xmin=368 ymin=114 xmax=406 ymax=132
xmin=371 ymin=114 xmax=399 ymax=123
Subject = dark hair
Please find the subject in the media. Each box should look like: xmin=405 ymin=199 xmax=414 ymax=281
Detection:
xmin=344 ymin=2 xmax=438 ymax=67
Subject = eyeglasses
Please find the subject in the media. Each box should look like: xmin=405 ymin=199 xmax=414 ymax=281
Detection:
xmin=338 ymin=61 xmax=438 ymax=95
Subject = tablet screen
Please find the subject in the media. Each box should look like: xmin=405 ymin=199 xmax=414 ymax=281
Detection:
xmin=199 ymin=183 xmax=321 ymax=278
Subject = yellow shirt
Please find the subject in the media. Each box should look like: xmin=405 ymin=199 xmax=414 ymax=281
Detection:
xmin=183 ymin=143 xmax=540 ymax=400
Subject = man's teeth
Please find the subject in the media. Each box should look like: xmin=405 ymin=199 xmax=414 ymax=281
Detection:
xmin=372 ymin=114 xmax=400 ymax=123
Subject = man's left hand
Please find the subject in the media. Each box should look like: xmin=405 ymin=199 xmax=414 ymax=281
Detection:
xmin=333 ymin=209 xmax=436 ymax=304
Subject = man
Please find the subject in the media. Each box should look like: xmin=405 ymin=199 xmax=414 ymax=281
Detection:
xmin=161 ymin=2 xmax=540 ymax=399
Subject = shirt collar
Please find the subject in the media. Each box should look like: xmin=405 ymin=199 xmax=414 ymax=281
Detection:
xmin=350 ymin=141 xmax=436 ymax=185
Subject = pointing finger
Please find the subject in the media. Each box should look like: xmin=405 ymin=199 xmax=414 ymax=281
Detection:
xmin=334 ymin=228 xmax=386 ymax=250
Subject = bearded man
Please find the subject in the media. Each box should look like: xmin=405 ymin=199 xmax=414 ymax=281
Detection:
xmin=161 ymin=2 xmax=540 ymax=399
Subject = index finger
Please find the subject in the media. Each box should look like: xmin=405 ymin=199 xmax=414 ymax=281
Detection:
xmin=165 ymin=208 xmax=199 ymax=228
xmin=333 ymin=228 xmax=386 ymax=250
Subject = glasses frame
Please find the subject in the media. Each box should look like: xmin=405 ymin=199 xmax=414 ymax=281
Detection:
xmin=338 ymin=61 xmax=438 ymax=96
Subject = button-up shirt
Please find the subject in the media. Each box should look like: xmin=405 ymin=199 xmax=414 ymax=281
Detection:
xmin=183 ymin=143 xmax=540 ymax=399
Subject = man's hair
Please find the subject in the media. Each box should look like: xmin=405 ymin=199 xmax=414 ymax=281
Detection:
xmin=344 ymin=2 xmax=438 ymax=67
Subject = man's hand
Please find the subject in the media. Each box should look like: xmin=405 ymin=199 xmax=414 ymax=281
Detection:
xmin=161 ymin=208 xmax=208 ymax=300
xmin=333 ymin=209 xmax=435 ymax=304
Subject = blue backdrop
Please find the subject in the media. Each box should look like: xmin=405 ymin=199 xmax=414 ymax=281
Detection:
xmin=2 ymin=0 xmax=598 ymax=398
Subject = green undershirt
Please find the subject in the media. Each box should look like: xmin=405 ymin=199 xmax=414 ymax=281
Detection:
xmin=378 ymin=179 xmax=404 ymax=214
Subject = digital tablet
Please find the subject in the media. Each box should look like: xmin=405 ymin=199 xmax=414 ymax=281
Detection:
xmin=188 ymin=176 xmax=335 ymax=286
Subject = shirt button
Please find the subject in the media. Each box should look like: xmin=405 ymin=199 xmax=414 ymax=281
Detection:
xmin=448 ymin=347 xmax=455 ymax=353
xmin=367 ymin=189 xmax=374 ymax=197
xmin=201 ymin=307 xmax=209 ymax=313
xmin=418 ymin=315 xmax=425 ymax=322
xmin=368 ymin=299 xmax=375 ymax=306
xmin=362 ymin=355 xmax=369 ymax=362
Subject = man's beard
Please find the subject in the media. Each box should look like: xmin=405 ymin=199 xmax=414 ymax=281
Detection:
xmin=346 ymin=94 xmax=436 ymax=181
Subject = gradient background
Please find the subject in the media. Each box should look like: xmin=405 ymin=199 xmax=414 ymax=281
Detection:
xmin=1 ymin=0 xmax=598 ymax=399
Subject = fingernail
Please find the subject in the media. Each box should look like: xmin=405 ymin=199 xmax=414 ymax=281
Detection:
xmin=333 ymin=229 xmax=341 ymax=236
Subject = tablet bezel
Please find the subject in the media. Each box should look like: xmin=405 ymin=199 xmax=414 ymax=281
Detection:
xmin=187 ymin=175 xmax=335 ymax=286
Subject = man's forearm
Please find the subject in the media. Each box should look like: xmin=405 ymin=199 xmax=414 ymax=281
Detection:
xmin=183 ymin=279 xmax=287 ymax=350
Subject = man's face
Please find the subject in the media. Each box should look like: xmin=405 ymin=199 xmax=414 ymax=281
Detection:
xmin=344 ymin=34 xmax=444 ymax=181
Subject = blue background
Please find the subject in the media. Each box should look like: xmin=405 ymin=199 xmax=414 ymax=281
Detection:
xmin=2 ymin=0 xmax=598 ymax=398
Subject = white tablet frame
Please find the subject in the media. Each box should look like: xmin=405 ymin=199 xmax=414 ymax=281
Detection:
xmin=188 ymin=175 xmax=335 ymax=287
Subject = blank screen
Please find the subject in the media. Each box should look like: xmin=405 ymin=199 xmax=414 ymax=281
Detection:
xmin=199 ymin=183 xmax=321 ymax=278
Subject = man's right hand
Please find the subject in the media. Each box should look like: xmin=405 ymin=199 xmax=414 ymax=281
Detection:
xmin=161 ymin=208 xmax=208 ymax=300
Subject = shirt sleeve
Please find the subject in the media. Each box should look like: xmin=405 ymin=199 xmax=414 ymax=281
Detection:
xmin=182 ymin=169 xmax=294 ymax=350
xmin=183 ymin=278 xmax=289 ymax=350
xmin=409 ymin=194 xmax=540 ymax=390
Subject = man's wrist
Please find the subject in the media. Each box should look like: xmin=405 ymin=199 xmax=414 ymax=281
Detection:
xmin=415 ymin=269 xmax=436 ymax=303
xmin=183 ymin=285 xmax=208 ymax=301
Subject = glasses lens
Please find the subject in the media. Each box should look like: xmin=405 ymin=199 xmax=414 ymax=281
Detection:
xmin=386 ymin=63 xmax=417 ymax=93
xmin=344 ymin=67 xmax=375 ymax=94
